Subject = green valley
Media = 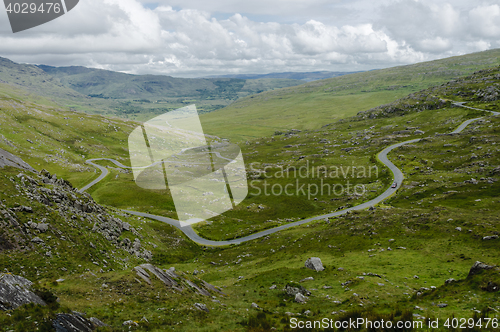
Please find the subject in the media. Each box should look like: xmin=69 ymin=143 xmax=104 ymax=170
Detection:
xmin=0 ymin=52 xmax=499 ymax=331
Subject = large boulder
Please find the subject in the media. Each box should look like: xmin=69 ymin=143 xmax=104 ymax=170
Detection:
xmin=0 ymin=273 xmax=46 ymax=310
xmin=305 ymin=257 xmax=324 ymax=271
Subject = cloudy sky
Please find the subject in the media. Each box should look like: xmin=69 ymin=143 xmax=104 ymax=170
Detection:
xmin=0 ymin=0 xmax=499 ymax=77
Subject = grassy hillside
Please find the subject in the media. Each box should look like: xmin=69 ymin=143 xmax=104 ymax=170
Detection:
xmin=0 ymin=82 xmax=136 ymax=189
xmin=200 ymin=49 xmax=500 ymax=141
xmin=0 ymin=57 xmax=499 ymax=331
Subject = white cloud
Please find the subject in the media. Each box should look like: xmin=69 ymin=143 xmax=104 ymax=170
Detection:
xmin=0 ymin=0 xmax=498 ymax=77
xmin=417 ymin=37 xmax=452 ymax=54
xmin=469 ymin=5 xmax=500 ymax=38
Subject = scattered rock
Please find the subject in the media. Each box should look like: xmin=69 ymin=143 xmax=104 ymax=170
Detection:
xmin=269 ymin=285 xmax=277 ymax=290
xmin=89 ymin=317 xmax=107 ymax=327
xmin=437 ymin=303 xmax=448 ymax=308
xmin=445 ymin=278 xmax=456 ymax=284
xmin=305 ymin=257 xmax=324 ymax=272
xmin=483 ymin=235 xmax=499 ymax=241
xmin=285 ymin=283 xmax=311 ymax=297
xmin=36 ymin=223 xmax=49 ymax=232
xmin=31 ymin=237 xmax=44 ymax=244
xmin=300 ymin=277 xmax=314 ymax=283
xmin=122 ymin=320 xmax=139 ymax=326
xmin=251 ymin=303 xmax=259 ymax=309
xmin=194 ymin=303 xmax=209 ymax=313
xmin=295 ymin=293 xmax=308 ymax=303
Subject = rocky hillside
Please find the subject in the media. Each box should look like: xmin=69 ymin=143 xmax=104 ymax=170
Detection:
xmin=0 ymin=151 xmax=226 ymax=331
xmin=357 ymin=66 xmax=500 ymax=119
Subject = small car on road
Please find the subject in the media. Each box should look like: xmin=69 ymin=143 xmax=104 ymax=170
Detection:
xmin=391 ymin=182 xmax=397 ymax=188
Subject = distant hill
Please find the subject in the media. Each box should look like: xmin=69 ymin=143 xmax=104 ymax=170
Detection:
xmin=36 ymin=64 xmax=303 ymax=120
xmin=0 ymin=56 xmax=305 ymax=121
xmin=0 ymin=57 xmax=88 ymax=102
xmin=200 ymin=49 xmax=500 ymax=141
xmin=204 ymin=71 xmax=362 ymax=82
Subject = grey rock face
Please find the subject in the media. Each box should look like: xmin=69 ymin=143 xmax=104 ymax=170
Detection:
xmin=134 ymin=266 xmax=152 ymax=284
xmin=468 ymin=261 xmax=496 ymax=277
xmin=133 ymin=264 xmax=225 ymax=298
xmin=300 ymin=277 xmax=314 ymax=283
xmin=0 ymin=273 xmax=46 ymax=310
xmin=0 ymin=148 xmax=36 ymax=172
xmin=36 ymin=223 xmax=49 ymax=232
xmin=295 ymin=293 xmax=308 ymax=303
xmin=31 ymin=237 xmax=44 ymax=244
xmin=138 ymin=264 xmax=179 ymax=289
xmin=88 ymin=317 xmax=107 ymax=327
xmin=194 ymin=303 xmax=209 ymax=312
xmin=305 ymin=257 xmax=324 ymax=271
xmin=285 ymin=284 xmax=311 ymax=297
xmin=52 ymin=313 xmax=95 ymax=332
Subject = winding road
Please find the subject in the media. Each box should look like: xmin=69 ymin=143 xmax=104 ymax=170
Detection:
xmin=79 ymin=102 xmax=498 ymax=246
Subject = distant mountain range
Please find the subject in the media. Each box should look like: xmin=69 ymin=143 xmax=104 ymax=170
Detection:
xmin=204 ymin=71 xmax=362 ymax=82
xmin=0 ymin=56 xmax=305 ymax=121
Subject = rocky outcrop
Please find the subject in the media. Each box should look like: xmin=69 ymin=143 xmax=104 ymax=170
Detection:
xmin=295 ymin=293 xmax=308 ymax=303
xmin=475 ymin=86 xmax=500 ymax=101
xmin=52 ymin=313 xmax=95 ymax=332
xmin=468 ymin=261 xmax=496 ymax=277
xmin=0 ymin=148 xmax=36 ymax=173
xmin=0 ymin=273 xmax=45 ymax=310
xmin=194 ymin=303 xmax=209 ymax=312
xmin=305 ymin=257 xmax=324 ymax=271
xmin=133 ymin=264 xmax=225 ymax=297
xmin=3 ymin=168 xmax=151 ymax=261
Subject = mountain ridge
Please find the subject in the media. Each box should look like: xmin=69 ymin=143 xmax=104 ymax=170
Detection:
xmin=203 ymin=70 xmax=363 ymax=82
